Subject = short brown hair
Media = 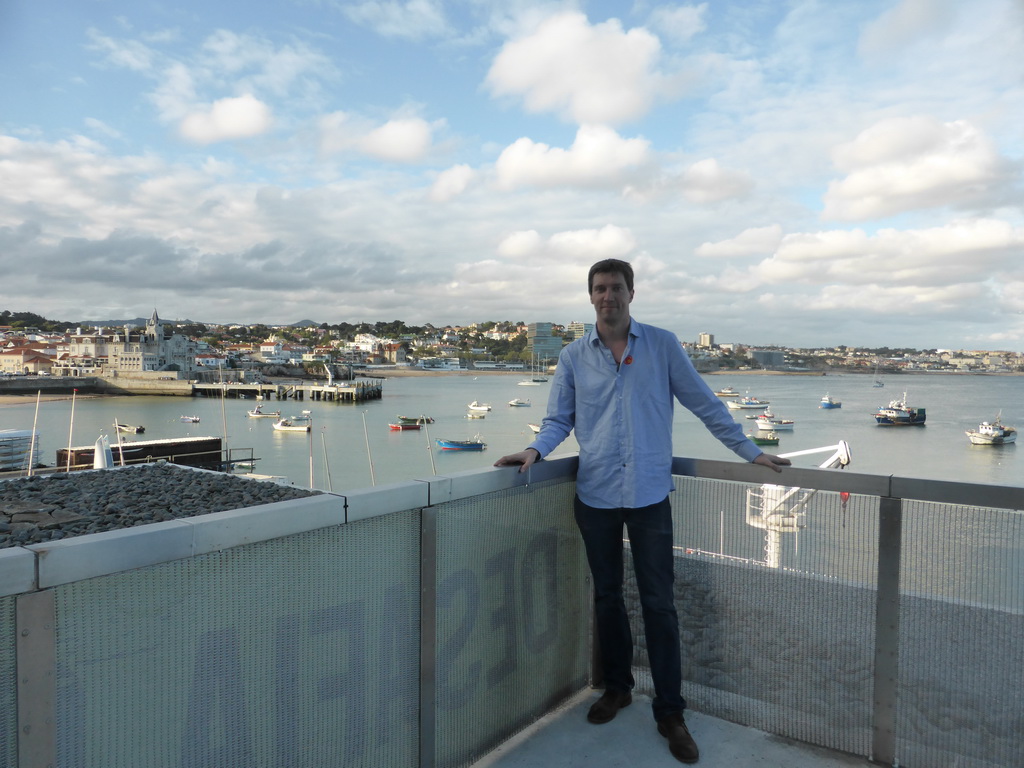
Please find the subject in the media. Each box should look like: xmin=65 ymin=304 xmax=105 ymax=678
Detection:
xmin=588 ymin=259 xmax=634 ymax=293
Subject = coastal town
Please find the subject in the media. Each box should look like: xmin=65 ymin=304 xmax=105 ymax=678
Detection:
xmin=1 ymin=309 xmax=1022 ymax=381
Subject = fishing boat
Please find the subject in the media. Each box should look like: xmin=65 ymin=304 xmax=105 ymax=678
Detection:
xmin=508 ymin=398 xmax=531 ymax=407
xmin=819 ymin=393 xmax=842 ymax=409
xmin=389 ymin=422 xmax=422 ymax=431
xmin=749 ymin=431 xmax=780 ymax=446
xmin=467 ymin=401 xmax=492 ymax=412
xmin=714 ymin=386 xmax=739 ymax=397
xmin=726 ymin=394 xmax=771 ymax=410
xmin=874 ymin=393 xmax=926 ymax=426
xmin=247 ymin=406 xmax=282 ymax=418
xmin=114 ymin=422 xmax=145 ymax=434
xmin=272 ymin=419 xmax=311 ymax=433
xmin=436 ymin=436 xmax=486 ymax=451
xmin=180 ymin=415 xmax=201 ymax=423
xmin=755 ymin=413 xmax=795 ymax=431
xmin=396 ymin=414 xmax=434 ymax=425
xmin=965 ymin=416 xmax=1017 ymax=445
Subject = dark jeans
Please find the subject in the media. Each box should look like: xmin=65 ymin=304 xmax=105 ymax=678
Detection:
xmin=574 ymin=494 xmax=685 ymax=721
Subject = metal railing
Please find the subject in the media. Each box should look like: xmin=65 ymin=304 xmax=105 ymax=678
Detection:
xmin=2 ymin=456 xmax=1022 ymax=767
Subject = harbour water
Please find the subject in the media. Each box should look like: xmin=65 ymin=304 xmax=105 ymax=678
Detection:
xmin=1 ymin=372 xmax=1022 ymax=492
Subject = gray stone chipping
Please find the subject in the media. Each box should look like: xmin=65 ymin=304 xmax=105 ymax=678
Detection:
xmin=0 ymin=463 xmax=319 ymax=548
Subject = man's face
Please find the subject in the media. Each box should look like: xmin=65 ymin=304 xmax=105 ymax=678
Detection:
xmin=590 ymin=271 xmax=633 ymax=324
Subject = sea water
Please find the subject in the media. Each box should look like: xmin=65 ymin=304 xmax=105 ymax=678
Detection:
xmin=1 ymin=372 xmax=1022 ymax=492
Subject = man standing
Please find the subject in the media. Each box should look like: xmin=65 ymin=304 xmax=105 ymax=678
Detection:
xmin=494 ymin=259 xmax=789 ymax=764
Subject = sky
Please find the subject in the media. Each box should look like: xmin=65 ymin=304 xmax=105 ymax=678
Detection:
xmin=1 ymin=0 xmax=1023 ymax=350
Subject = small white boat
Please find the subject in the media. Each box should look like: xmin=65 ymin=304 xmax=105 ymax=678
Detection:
xmin=467 ymin=401 xmax=492 ymax=411
xmin=755 ymin=409 xmax=795 ymax=431
xmin=527 ymin=423 xmax=541 ymax=433
xmin=725 ymin=395 xmax=771 ymax=410
xmin=517 ymin=379 xmax=542 ymax=387
xmin=966 ymin=416 xmax=1017 ymax=445
xmin=466 ymin=412 xmax=486 ymax=419
xmin=114 ymin=422 xmax=145 ymax=434
xmin=180 ymin=415 xmax=200 ymax=423
xmin=714 ymin=386 xmax=739 ymax=397
xmin=508 ymin=398 xmax=531 ymax=407
xmin=272 ymin=419 xmax=311 ymax=433
xmin=247 ymin=406 xmax=282 ymax=418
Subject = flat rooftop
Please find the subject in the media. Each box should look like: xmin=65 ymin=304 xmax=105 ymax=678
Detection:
xmin=473 ymin=691 xmax=877 ymax=768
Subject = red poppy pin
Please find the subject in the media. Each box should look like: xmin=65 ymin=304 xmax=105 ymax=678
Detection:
xmin=624 ymin=355 xmax=633 ymax=365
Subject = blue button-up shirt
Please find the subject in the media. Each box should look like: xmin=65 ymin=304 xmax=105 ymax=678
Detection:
xmin=528 ymin=319 xmax=763 ymax=509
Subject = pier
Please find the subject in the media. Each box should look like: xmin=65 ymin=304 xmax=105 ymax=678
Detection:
xmin=190 ymin=380 xmax=384 ymax=402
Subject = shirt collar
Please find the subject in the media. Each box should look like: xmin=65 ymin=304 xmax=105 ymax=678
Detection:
xmin=586 ymin=318 xmax=640 ymax=347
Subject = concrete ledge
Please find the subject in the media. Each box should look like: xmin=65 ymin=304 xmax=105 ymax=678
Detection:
xmin=185 ymin=493 xmax=345 ymax=555
xmin=29 ymin=519 xmax=194 ymax=587
xmin=343 ymin=480 xmax=430 ymax=522
xmin=0 ymin=547 xmax=36 ymax=596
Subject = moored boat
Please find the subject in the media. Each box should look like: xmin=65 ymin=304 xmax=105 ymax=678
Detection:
xmin=114 ymin=422 xmax=145 ymax=434
xmin=389 ymin=423 xmax=422 ymax=431
xmin=749 ymin=431 xmax=780 ymax=446
xmin=965 ymin=416 xmax=1017 ymax=445
xmin=180 ymin=415 xmax=201 ymax=423
xmin=467 ymin=401 xmax=492 ymax=411
xmin=755 ymin=412 xmax=795 ymax=431
xmin=436 ymin=436 xmax=486 ymax=451
xmin=508 ymin=398 xmax=531 ymax=407
xmin=272 ymin=419 xmax=311 ymax=433
xmin=247 ymin=406 xmax=282 ymax=418
xmin=725 ymin=394 xmax=770 ymax=410
xmin=396 ymin=414 xmax=434 ymax=425
xmin=714 ymin=386 xmax=739 ymax=397
xmin=819 ymin=393 xmax=842 ymax=409
xmin=874 ymin=394 xmax=926 ymax=426
xmin=527 ymin=423 xmax=541 ymax=433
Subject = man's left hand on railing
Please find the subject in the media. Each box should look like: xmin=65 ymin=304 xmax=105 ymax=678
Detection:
xmin=753 ymin=453 xmax=790 ymax=473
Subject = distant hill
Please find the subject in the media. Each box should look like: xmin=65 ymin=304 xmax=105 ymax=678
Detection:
xmin=289 ymin=319 xmax=320 ymax=327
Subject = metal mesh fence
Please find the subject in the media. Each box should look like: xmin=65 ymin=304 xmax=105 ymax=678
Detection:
xmin=433 ymin=478 xmax=590 ymax=768
xmin=626 ymin=476 xmax=879 ymax=757
xmin=0 ymin=596 xmax=16 ymax=768
xmin=896 ymin=501 xmax=1024 ymax=768
xmin=51 ymin=510 xmax=421 ymax=768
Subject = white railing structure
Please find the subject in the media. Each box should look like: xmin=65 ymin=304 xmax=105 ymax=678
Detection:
xmin=2 ymin=455 xmax=1023 ymax=768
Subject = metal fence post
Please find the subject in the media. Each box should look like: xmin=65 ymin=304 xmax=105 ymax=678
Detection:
xmin=873 ymin=496 xmax=902 ymax=767
xmin=419 ymin=507 xmax=438 ymax=768
xmin=16 ymin=589 xmax=56 ymax=768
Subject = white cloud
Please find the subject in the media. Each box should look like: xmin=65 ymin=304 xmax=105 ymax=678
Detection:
xmin=823 ymin=117 xmax=1013 ymax=220
xmin=486 ymin=12 xmax=664 ymax=124
xmin=681 ymin=158 xmax=753 ymax=203
xmin=343 ymin=0 xmax=448 ymax=39
xmin=749 ymin=219 xmax=1024 ymax=288
xmin=319 ymin=114 xmax=437 ymax=163
xmin=87 ymin=28 xmax=155 ymax=71
xmin=495 ymin=125 xmax=652 ymax=189
xmin=497 ymin=225 xmax=637 ymax=260
xmin=647 ymin=3 xmax=708 ymax=45
xmin=358 ymin=118 xmax=435 ymax=162
xmin=179 ymin=94 xmax=272 ymax=144
xmin=429 ymin=164 xmax=475 ymax=202
xmin=858 ymin=0 xmax=957 ymax=58
xmin=696 ymin=225 xmax=783 ymax=258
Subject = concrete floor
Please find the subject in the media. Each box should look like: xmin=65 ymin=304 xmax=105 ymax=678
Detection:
xmin=472 ymin=690 xmax=880 ymax=768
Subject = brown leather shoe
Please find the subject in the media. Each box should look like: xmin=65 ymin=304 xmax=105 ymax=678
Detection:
xmin=586 ymin=688 xmax=632 ymax=724
xmin=657 ymin=713 xmax=699 ymax=763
